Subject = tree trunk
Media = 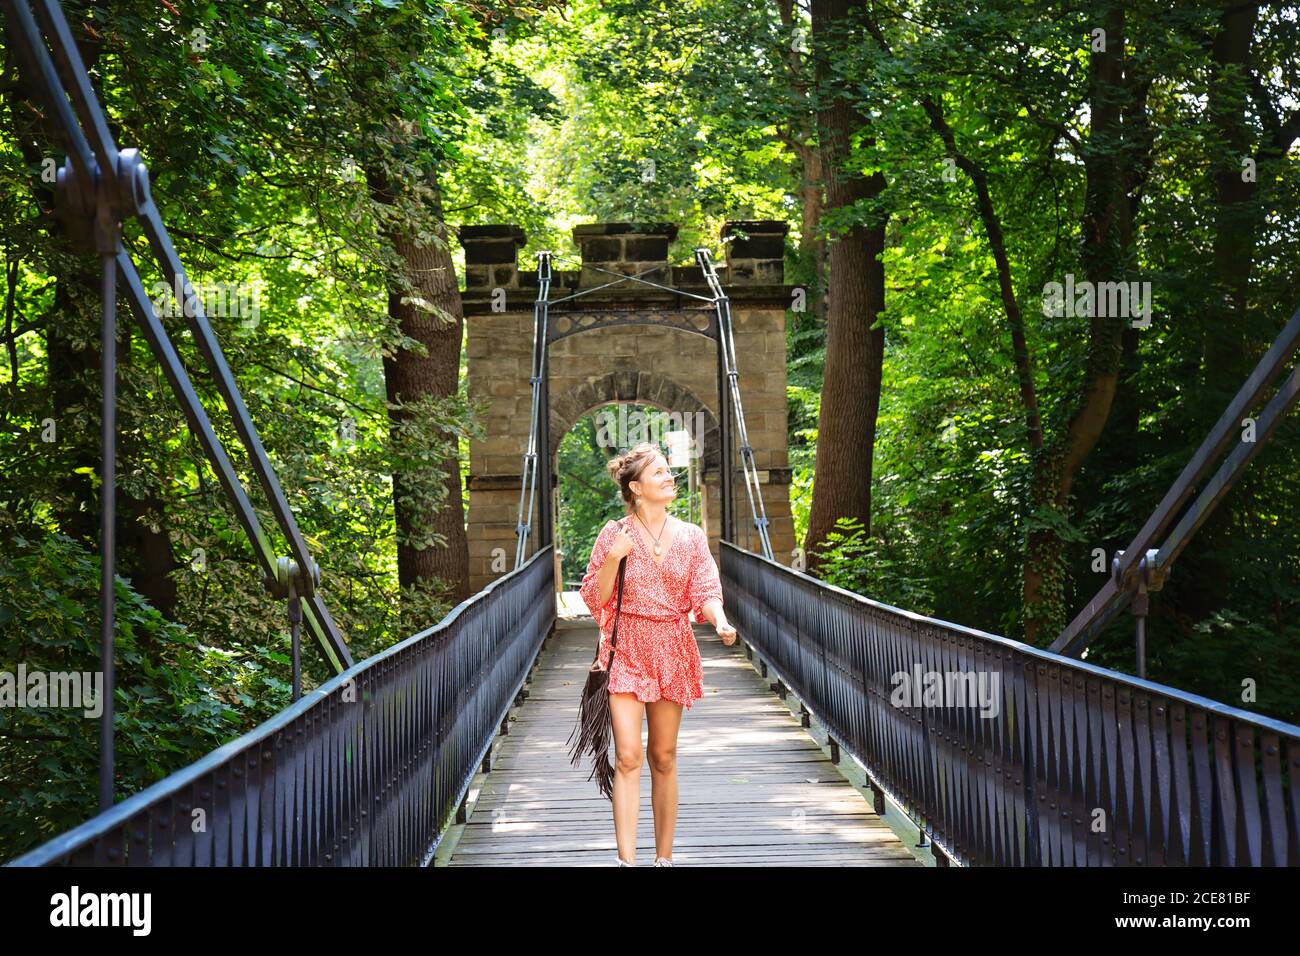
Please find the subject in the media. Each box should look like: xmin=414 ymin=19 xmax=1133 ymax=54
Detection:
xmin=367 ymin=162 xmax=470 ymax=609
xmin=797 ymin=144 xmax=828 ymax=324
xmin=1203 ymin=2 xmax=1257 ymax=396
xmin=803 ymin=0 xmax=888 ymax=575
xmin=1186 ymin=2 xmax=1259 ymax=622
xmin=774 ymin=0 xmax=827 ymax=323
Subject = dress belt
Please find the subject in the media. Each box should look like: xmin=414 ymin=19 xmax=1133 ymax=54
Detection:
xmin=617 ymin=609 xmax=690 ymax=623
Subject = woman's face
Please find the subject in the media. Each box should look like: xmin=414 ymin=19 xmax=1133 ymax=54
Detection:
xmin=633 ymin=453 xmax=676 ymax=504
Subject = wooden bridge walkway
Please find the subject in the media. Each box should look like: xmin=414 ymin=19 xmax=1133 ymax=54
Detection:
xmin=435 ymin=611 xmax=923 ymax=867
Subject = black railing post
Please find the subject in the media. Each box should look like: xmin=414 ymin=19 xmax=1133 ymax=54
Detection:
xmin=289 ymin=585 xmax=302 ymax=703
xmin=94 ymin=162 xmax=120 ymax=813
xmin=1133 ymin=582 xmax=1148 ymax=680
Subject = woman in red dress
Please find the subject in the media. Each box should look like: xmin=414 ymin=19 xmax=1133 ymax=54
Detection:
xmin=579 ymin=442 xmax=737 ymax=867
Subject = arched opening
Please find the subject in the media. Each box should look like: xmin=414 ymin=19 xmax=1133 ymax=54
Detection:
xmin=548 ymin=376 xmax=719 ymax=612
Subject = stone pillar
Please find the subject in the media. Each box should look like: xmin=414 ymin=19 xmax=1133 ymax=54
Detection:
xmin=460 ymin=224 xmax=526 ymax=291
xmin=721 ymin=220 xmax=789 ymax=284
xmin=461 ymin=225 xmax=530 ymax=593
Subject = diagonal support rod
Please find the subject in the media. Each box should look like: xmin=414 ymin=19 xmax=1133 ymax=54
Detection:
xmin=515 ymin=251 xmax=553 ymax=567
xmin=5 ymin=0 xmax=351 ymax=672
xmin=1051 ymin=304 xmax=1300 ymax=657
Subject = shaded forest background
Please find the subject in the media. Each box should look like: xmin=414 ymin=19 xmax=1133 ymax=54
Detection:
xmin=1 ymin=0 xmax=1298 ymax=859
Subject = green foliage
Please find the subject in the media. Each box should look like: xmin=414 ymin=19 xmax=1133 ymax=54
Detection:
xmin=809 ymin=516 xmax=937 ymax=616
xmin=785 ymin=0 xmax=1300 ymax=722
xmin=1156 ymin=610 xmax=1300 ymax=727
xmin=0 ymin=533 xmax=280 ymax=860
xmin=557 ymin=406 xmax=704 ymax=587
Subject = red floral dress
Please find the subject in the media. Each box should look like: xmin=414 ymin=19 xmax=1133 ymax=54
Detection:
xmin=578 ymin=515 xmax=724 ymax=710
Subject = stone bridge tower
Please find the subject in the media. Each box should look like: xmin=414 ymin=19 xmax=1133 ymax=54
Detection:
xmin=462 ymin=221 xmax=795 ymax=594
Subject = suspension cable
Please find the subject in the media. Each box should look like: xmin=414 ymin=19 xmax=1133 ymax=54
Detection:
xmin=515 ymin=251 xmax=552 ymax=568
xmin=696 ymin=248 xmax=774 ymax=560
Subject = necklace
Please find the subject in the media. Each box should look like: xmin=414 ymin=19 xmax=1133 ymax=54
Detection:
xmin=634 ymin=511 xmax=669 ymax=556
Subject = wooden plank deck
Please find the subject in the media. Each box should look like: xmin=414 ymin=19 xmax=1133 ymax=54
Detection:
xmin=435 ymin=614 xmax=923 ymax=867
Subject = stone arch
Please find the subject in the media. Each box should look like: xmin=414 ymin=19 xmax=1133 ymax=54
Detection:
xmin=547 ymin=370 xmax=720 ymax=473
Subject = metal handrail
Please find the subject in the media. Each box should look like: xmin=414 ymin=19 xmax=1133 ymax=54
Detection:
xmin=6 ymin=546 xmax=556 ymax=867
xmin=722 ymin=541 xmax=1300 ymax=866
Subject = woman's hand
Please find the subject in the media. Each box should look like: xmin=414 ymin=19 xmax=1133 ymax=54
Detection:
xmin=609 ymin=524 xmax=636 ymax=560
xmin=715 ymin=621 xmax=737 ymax=646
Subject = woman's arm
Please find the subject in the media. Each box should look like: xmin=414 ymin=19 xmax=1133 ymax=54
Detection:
xmin=686 ymin=528 xmax=728 ymax=624
xmin=686 ymin=528 xmax=733 ymax=642
xmin=578 ymin=520 xmax=635 ymax=616
xmin=697 ymin=597 xmax=728 ymax=630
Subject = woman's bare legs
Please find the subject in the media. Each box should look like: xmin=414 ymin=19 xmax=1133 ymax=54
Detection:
xmin=646 ymin=698 xmax=683 ymax=861
xmin=609 ymin=691 xmax=645 ymax=864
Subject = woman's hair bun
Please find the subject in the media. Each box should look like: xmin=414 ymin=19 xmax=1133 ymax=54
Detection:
xmin=606 ymin=442 xmax=661 ymax=514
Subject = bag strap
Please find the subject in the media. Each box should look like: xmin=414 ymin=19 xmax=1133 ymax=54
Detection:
xmin=603 ymin=553 xmax=627 ymax=669
xmin=602 ymin=517 xmax=631 ymax=669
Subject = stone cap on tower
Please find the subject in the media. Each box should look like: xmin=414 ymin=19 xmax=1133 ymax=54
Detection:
xmin=460 ymin=224 xmax=526 ymax=290
xmin=721 ymin=220 xmax=789 ymax=284
xmin=573 ymin=222 xmax=679 ymax=286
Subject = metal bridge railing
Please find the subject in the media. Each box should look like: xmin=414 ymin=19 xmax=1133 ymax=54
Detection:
xmin=7 ymin=548 xmax=556 ymax=867
xmin=722 ymin=543 xmax=1300 ymax=867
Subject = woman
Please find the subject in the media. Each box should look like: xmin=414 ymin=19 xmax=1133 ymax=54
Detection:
xmin=578 ymin=441 xmax=737 ymax=867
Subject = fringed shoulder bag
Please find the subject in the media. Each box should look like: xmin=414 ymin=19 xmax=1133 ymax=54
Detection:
xmin=566 ymin=546 xmax=628 ymax=800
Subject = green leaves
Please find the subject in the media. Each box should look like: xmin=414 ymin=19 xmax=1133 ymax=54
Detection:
xmin=0 ymin=535 xmax=283 ymax=860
